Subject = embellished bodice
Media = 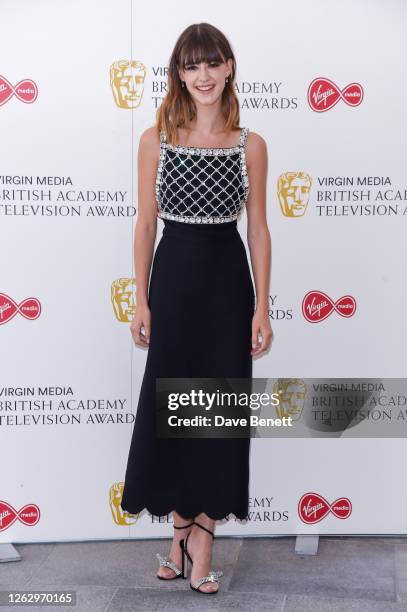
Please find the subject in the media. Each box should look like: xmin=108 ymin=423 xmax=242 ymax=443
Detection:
xmin=155 ymin=127 xmax=250 ymax=224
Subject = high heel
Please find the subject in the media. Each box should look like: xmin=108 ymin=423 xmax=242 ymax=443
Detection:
xmin=156 ymin=521 xmax=194 ymax=580
xmin=179 ymin=520 xmax=223 ymax=594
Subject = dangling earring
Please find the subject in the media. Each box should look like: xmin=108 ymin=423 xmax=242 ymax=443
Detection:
xmin=225 ymin=76 xmax=229 ymax=84
xmin=181 ymin=80 xmax=185 ymax=88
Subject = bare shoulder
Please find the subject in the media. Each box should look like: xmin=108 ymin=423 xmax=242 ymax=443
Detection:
xmin=246 ymin=130 xmax=267 ymax=151
xmin=138 ymin=125 xmax=160 ymax=162
xmin=245 ymin=130 xmax=268 ymax=168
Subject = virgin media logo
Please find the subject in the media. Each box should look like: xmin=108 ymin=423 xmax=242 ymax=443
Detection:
xmin=307 ymin=77 xmax=364 ymax=112
xmin=302 ymin=290 xmax=356 ymax=323
xmin=0 ymin=292 xmax=42 ymax=325
xmin=0 ymin=500 xmax=40 ymax=531
xmin=298 ymin=492 xmax=352 ymax=524
xmin=0 ymin=75 xmax=38 ymax=106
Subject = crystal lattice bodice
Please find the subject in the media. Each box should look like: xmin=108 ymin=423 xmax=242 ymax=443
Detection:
xmin=155 ymin=127 xmax=250 ymax=224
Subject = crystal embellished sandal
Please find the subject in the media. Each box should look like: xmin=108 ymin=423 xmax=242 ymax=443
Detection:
xmin=179 ymin=520 xmax=223 ymax=594
xmin=156 ymin=521 xmax=194 ymax=580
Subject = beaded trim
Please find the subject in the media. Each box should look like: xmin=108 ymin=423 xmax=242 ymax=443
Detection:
xmin=165 ymin=145 xmax=241 ymax=156
xmin=160 ymin=126 xmax=248 ymax=156
xmin=156 ymin=553 xmax=181 ymax=576
xmin=157 ymin=210 xmax=240 ymax=223
xmin=155 ymin=127 xmax=250 ymax=225
xmin=192 ymin=570 xmax=223 ymax=590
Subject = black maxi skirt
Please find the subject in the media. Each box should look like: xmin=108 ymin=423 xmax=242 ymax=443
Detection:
xmin=120 ymin=218 xmax=255 ymax=521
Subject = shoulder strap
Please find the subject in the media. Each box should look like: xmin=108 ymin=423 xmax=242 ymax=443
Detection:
xmin=238 ymin=127 xmax=249 ymax=148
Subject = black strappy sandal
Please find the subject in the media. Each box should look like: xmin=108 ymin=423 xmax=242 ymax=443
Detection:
xmin=179 ymin=520 xmax=223 ymax=594
xmin=156 ymin=521 xmax=194 ymax=580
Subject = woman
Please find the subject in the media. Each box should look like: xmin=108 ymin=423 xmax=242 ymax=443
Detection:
xmin=120 ymin=22 xmax=272 ymax=595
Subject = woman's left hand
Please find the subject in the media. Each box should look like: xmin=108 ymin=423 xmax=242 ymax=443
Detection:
xmin=251 ymin=308 xmax=273 ymax=357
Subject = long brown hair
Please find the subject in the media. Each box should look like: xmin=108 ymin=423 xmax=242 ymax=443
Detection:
xmin=156 ymin=23 xmax=241 ymax=146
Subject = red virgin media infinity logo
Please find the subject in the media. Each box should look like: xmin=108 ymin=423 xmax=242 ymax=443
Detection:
xmin=0 ymin=75 xmax=38 ymax=106
xmin=302 ymin=290 xmax=356 ymax=323
xmin=307 ymin=77 xmax=364 ymax=112
xmin=0 ymin=292 xmax=42 ymax=325
xmin=298 ymin=492 xmax=352 ymax=524
xmin=0 ymin=500 xmax=40 ymax=532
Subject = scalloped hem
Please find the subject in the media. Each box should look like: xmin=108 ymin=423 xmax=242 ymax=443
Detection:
xmin=120 ymin=502 xmax=249 ymax=523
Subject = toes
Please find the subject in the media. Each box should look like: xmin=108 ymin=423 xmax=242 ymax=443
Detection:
xmin=200 ymin=583 xmax=218 ymax=593
xmin=157 ymin=567 xmax=176 ymax=579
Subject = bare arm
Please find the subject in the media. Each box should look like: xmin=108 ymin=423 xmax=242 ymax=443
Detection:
xmin=245 ymin=132 xmax=273 ymax=357
xmin=130 ymin=127 xmax=160 ymax=348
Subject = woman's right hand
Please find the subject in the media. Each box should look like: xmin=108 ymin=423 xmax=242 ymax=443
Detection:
xmin=130 ymin=304 xmax=151 ymax=348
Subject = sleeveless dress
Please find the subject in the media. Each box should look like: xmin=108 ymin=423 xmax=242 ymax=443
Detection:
xmin=120 ymin=127 xmax=255 ymax=521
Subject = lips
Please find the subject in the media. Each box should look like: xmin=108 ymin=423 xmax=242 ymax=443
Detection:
xmin=195 ymin=85 xmax=215 ymax=92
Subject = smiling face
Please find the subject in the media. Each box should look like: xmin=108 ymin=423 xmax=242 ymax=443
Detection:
xmin=178 ymin=54 xmax=233 ymax=106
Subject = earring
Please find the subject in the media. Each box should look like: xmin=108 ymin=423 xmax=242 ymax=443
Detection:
xmin=181 ymin=80 xmax=185 ymax=88
xmin=225 ymin=77 xmax=229 ymax=84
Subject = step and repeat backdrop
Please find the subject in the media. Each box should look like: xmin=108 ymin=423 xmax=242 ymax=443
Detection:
xmin=1 ymin=0 xmax=406 ymax=542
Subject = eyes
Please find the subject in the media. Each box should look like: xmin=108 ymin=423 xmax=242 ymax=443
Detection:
xmin=286 ymin=187 xmax=309 ymax=195
xmin=185 ymin=62 xmax=221 ymax=70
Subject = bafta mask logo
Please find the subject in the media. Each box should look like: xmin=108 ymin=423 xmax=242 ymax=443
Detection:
xmin=110 ymin=60 xmax=146 ymax=109
xmin=278 ymin=172 xmax=312 ymax=217
xmin=273 ymin=378 xmax=307 ymax=421
xmin=111 ymin=278 xmax=136 ymax=322
xmin=109 ymin=482 xmax=139 ymax=525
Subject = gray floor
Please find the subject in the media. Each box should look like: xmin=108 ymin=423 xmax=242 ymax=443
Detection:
xmin=2 ymin=536 xmax=407 ymax=611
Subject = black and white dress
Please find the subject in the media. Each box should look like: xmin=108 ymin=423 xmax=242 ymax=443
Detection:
xmin=120 ymin=127 xmax=255 ymax=520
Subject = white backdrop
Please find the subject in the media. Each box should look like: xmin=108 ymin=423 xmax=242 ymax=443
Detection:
xmin=1 ymin=0 xmax=406 ymax=542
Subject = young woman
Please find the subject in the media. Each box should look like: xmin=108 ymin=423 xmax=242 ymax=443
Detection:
xmin=120 ymin=22 xmax=272 ymax=595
